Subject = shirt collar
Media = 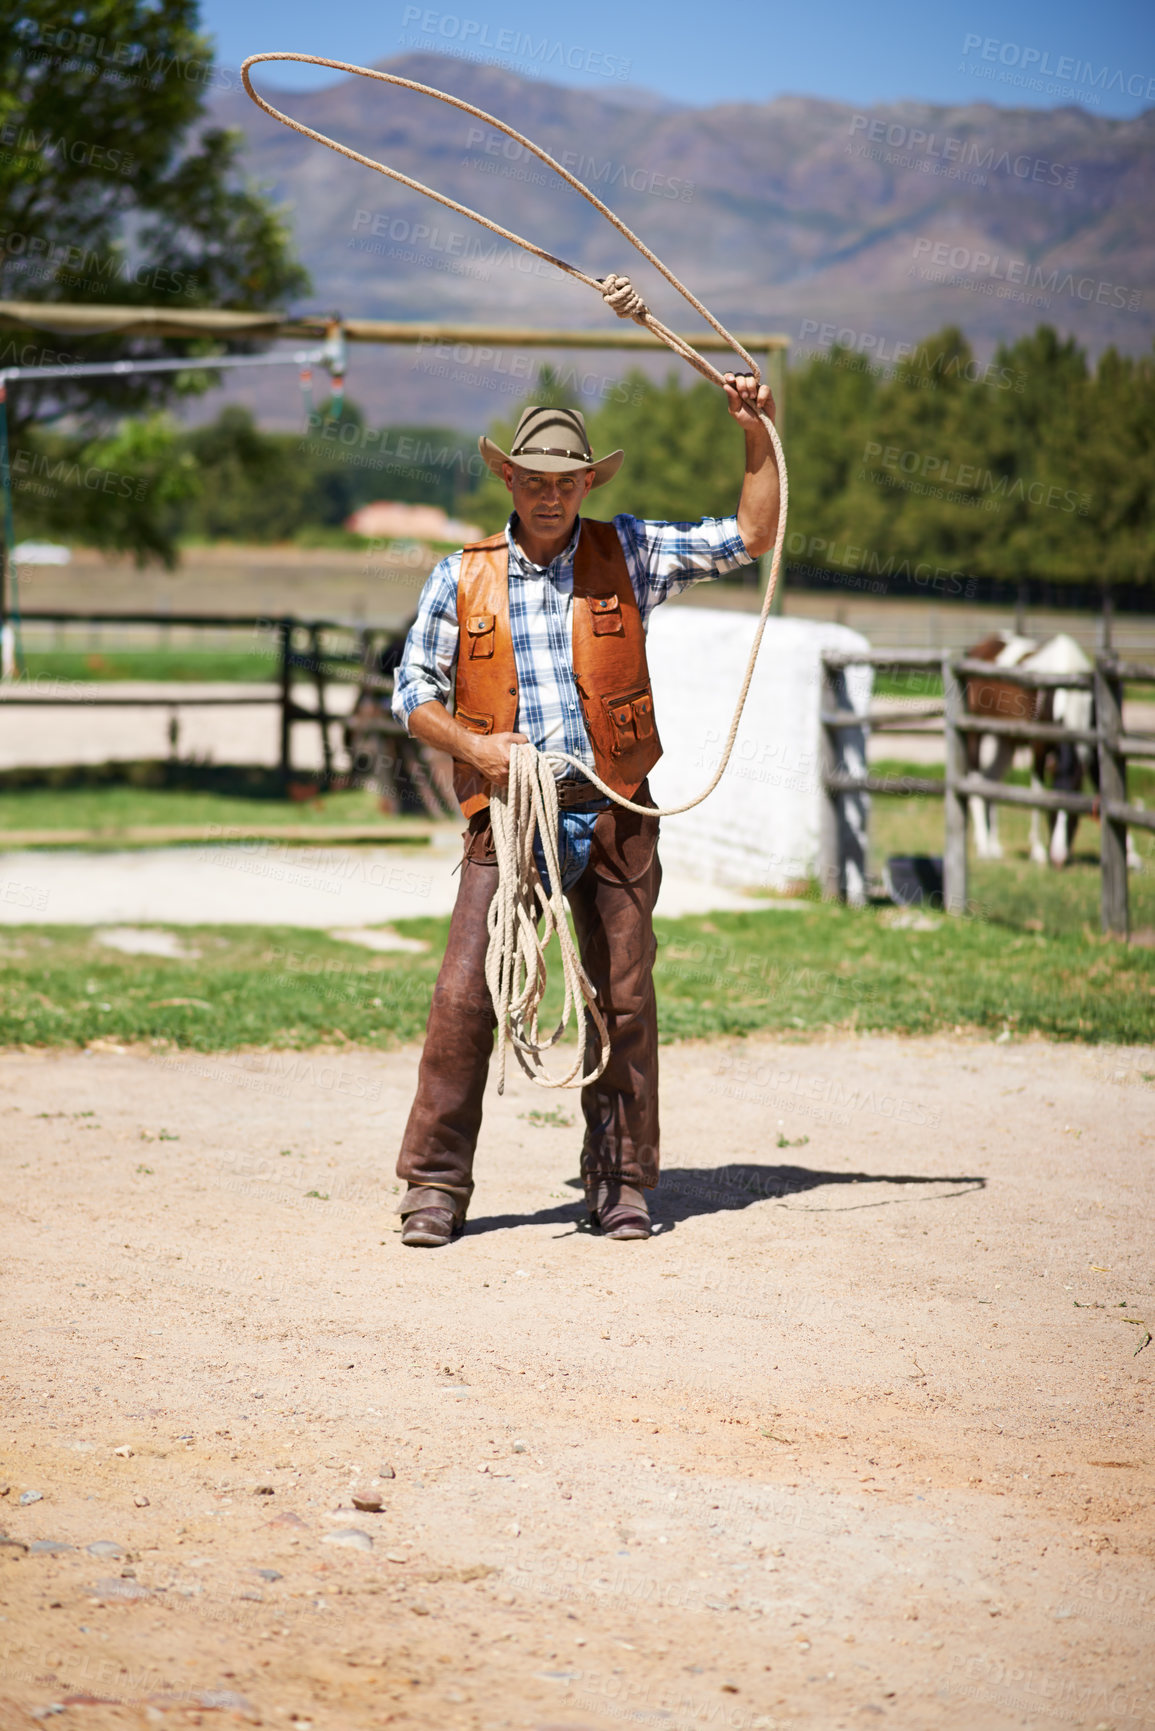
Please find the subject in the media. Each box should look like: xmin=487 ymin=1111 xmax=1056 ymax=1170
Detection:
xmin=506 ymin=512 xmax=581 ymax=577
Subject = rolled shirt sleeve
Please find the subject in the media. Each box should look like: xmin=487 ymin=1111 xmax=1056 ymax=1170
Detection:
xmin=391 ymin=552 xmax=463 ymax=732
xmin=611 ymin=513 xmax=755 ymax=623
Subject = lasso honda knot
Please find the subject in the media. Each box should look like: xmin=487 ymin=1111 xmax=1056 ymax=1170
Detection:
xmin=600 ymin=273 xmax=649 ymax=322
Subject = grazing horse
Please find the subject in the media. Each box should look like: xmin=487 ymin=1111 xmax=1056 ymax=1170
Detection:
xmin=963 ymin=631 xmax=1094 ymax=866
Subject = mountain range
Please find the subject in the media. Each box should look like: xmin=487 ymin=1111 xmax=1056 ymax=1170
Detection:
xmin=208 ymin=55 xmax=1155 ymax=428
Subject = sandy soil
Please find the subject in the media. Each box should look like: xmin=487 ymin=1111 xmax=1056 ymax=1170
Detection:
xmin=1 ymin=1032 xmax=1153 ymax=1731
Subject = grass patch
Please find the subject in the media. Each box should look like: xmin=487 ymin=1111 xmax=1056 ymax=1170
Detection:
xmin=871 ymin=669 xmax=943 ymax=701
xmin=20 ymin=649 xmax=282 ymax=682
xmin=2 ymin=893 xmax=1153 ymax=1051
xmin=0 ymin=783 xmax=409 ymax=836
xmin=869 ymin=757 xmax=1155 ymax=938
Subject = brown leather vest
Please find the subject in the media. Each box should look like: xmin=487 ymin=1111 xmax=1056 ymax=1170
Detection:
xmin=451 ymin=518 xmax=662 ymax=817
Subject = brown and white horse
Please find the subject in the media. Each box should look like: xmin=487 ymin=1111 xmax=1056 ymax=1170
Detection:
xmin=963 ymin=632 xmax=1095 ymax=867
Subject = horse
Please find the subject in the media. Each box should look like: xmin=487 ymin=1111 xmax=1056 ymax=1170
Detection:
xmin=962 ymin=631 xmax=1095 ymax=867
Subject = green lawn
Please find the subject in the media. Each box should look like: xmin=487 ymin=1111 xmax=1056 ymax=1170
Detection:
xmin=870 ymin=757 xmax=1155 ymax=939
xmin=0 ymin=783 xmax=412 ymax=836
xmin=19 ymin=649 xmax=282 ymax=682
xmin=3 ymin=770 xmax=1154 ymax=1051
xmin=2 ymin=890 xmax=1152 ymax=1051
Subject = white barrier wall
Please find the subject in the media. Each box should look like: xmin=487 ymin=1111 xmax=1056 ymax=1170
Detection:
xmin=645 ymin=608 xmax=872 ymax=892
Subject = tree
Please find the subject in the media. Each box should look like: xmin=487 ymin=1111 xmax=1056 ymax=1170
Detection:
xmin=0 ymin=0 xmax=310 ymax=438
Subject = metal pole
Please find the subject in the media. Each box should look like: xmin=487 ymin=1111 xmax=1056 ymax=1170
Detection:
xmin=0 ymin=381 xmax=19 ymax=680
xmin=279 ymin=617 xmax=293 ymax=789
xmin=1096 ymin=657 xmax=1129 ymax=939
xmin=942 ymin=655 xmax=969 ymax=916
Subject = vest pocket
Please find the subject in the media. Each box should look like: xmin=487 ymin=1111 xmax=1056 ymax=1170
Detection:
xmin=587 ymin=593 xmax=624 ymax=635
xmin=603 ymin=685 xmax=655 ymax=754
xmin=455 ymin=707 xmax=494 ymax=735
xmin=466 ymin=613 xmax=495 ymax=658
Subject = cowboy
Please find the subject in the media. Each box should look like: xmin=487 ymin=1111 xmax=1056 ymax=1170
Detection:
xmin=391 ymin=376 xmax=779 ymax=1246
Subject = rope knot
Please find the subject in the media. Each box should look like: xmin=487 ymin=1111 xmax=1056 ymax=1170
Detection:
xmin=600 ymin=273 xmax=649 ymax=324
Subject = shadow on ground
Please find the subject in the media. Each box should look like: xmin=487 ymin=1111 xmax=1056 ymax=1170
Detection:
xmin=465 ymin=1163 xmax=986 ymax=1237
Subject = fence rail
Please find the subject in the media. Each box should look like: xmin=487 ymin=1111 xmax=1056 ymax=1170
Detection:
xmin=0 ymin=609 xmax=457 ymax=812
xmin=820 ymin=649 xmax=1155 ymax=938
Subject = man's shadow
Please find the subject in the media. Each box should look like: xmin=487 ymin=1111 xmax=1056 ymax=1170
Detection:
xmin=465 ymin=1163 xmax=986 ymax=1238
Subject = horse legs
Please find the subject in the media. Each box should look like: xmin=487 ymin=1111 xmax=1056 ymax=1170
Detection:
xmin=969 ymin=793 xmax=993 ymax=858
xmin=1048 ymin=806 xmax=1071 ymax=867
xmin=975 ymin=736 xmax=1016 ymax=859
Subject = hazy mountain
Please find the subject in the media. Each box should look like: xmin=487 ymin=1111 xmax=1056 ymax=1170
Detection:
xmin=207 ymin=55 xmax=1155 ymax=427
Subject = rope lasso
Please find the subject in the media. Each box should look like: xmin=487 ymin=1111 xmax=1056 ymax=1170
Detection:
xmin=241 ymin=55 xmax=789 ymax=1089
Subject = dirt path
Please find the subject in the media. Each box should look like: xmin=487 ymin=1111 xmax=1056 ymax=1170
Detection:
xmin=2 ymin=1032 xmax=1153 ymax=1731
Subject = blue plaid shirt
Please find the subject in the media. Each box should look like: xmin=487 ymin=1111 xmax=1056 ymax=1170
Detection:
xmin=392 ymin=512 xmax=753 ymax=772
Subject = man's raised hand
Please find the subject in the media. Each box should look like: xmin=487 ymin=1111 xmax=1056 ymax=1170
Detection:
xmin=723 ymin=371 xmax=775 ymax=432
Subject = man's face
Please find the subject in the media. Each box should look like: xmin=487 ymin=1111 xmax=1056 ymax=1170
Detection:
xmin=502 ymin=461 xmax=596 ymax=543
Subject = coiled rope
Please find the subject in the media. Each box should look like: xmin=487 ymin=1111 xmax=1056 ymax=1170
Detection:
xmin=242 ymin=55 xmax=789 ymax=1091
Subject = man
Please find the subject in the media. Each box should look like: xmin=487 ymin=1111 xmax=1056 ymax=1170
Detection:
xmin=391 ymin=374 xmax=779 ymax=1247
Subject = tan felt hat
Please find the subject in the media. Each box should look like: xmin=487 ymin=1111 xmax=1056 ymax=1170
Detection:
xmin=479 ymin=405 xmax=623 ymax=488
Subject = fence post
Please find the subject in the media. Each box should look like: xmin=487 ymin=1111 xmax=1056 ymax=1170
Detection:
xmin=1096 ymin=657 xmax=1128 ymax=940
xmin=278 ymin=616 xmax=293 ymax=790
xmin=818 ymin=656 xmax=843 ymax=900
xmin=942 ymin=654 xmax=969 ymax=915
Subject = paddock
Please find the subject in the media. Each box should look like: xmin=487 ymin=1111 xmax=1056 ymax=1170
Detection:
xmin=1 ymin=1028 xmax=1152 ymax=1730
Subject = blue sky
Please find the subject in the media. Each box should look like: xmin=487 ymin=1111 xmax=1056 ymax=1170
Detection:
xmin=204 ymin=0 xmax=1155 ymax=117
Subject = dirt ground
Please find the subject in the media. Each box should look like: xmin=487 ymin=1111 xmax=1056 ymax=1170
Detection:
xmin=2 ymin=1031 xmax=1153 ymax=1731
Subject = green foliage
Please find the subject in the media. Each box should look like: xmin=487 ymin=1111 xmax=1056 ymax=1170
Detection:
xmin=0 ymin=0 xmax=309 ymax=435
xmin=467 ymin=325 xmax=1155 ymax=586
xmin=9 ymin=412 xmax=196 ymax=564
xmin=8 ymin=405 xmax=485 ymax=559
xmin=785 ymin=326 xmax=1155 ymax=588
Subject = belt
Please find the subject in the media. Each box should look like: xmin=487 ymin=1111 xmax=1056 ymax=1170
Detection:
xmin=555 ymin=776 xmax=610 ymax=810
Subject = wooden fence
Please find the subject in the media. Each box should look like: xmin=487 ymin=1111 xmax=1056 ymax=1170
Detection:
xmin=0 ymin=609 xmax=455 ymax=814
xmin=820 ymin=649 xmax=1155 ymax=937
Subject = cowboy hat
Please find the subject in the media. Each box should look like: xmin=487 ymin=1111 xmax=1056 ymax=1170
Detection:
xmin=479 ymin=405 xmax=623 ymax=488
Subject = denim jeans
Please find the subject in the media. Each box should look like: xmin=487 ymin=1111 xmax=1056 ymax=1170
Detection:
xmin=534 ymin=803 xmax=611 ymax=895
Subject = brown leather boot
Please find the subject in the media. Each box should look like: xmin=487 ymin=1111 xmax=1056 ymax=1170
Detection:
xmin=398 ymin=1185 xmax=468 ymax=1248
xmin=586 ymin=1181 xmax=651 ymax=1240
